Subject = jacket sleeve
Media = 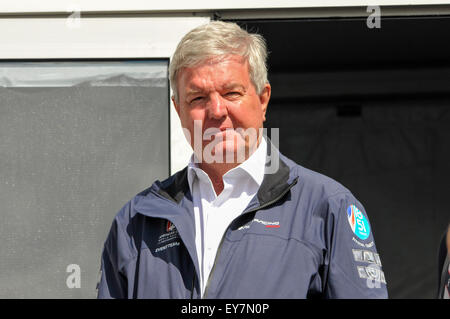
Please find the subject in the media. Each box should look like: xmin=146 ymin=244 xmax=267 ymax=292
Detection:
xmin=323 ymin=192 xmax=388 ymax=299
xmin=97 ymin=208 xmax=136 ymax=299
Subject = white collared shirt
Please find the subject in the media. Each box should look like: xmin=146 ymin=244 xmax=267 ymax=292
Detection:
xmin=187 ymin=137 xmax=267 ymax=296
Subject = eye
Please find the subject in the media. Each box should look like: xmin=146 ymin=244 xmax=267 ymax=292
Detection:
xmin=225 ymin=91 xmax=241 ymax=98
xmin=190 ymin=96 xmax=204 ymax=103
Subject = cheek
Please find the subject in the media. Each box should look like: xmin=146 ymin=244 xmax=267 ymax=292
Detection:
xmin=178 ymin=110 xmax=204 ymax=148
xmin=179 ymin=108 xmax=208 ymax=143
xmin=180 ymin=108 xmax=204 ymax=125
xmin=188 ymin=107 xmax=206 ymax=119
xmin=230 ymin=100 xmax=264 ymax=128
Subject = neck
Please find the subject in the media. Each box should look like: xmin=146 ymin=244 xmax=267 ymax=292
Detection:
xmin=197 ymin=162 xmax=237 ymax=195
xmin=198 ymin=137 xmax=263 ymax=195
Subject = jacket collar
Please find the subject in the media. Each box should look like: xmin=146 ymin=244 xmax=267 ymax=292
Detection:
xmin=186 ymin=137 xmax=268 ymax=197
xmin=141 ymin=137 xmax=294 ymax=211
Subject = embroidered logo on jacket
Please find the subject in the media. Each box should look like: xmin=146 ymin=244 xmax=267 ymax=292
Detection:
xmin=155 ymin=220 xmax=180 ymax=253
xmin=347 ymin=205 xmax=370 ymax=240
xmin=237 ymin=218 xmax=280 ymax=230
xmin=167 ymin=221 xmax=175 ymax=232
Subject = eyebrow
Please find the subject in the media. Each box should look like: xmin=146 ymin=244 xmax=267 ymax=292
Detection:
xmin=222 ymin=83 xmax=246 ymax=91
xmin=185 ymin=83 xmax=246 ymax=98
xmin=186 ymin=89 xmax=202 ymax=95
xmin=185 ymin=83 xmax=206 ymax=95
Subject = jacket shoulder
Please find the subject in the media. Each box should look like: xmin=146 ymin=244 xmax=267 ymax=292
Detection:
xmin=281 ymin=154 xmax=352 ymax=200
xmin=112 ymin=186 xmax=152 ymax=226
xmin=117 ymin=167 xmax=187 ymax=216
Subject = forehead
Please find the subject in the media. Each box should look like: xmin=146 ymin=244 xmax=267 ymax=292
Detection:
xmin=177 ymin=55 xmax=250 ymax=90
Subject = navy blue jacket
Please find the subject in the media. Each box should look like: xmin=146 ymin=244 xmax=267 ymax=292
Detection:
xmin=97 ymin=150 xmax=388 ymax=298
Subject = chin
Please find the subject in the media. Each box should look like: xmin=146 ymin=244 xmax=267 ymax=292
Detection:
xmin=201 ymin=136 xmax=250 ymax=165
xmin=223 ymin=144 xmax=249 ymax=164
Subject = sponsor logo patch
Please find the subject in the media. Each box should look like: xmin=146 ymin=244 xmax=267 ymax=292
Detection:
xmin=237 ymin=218 xmax=280 ymax=230
xmin=353 ymin=248 xmax=386 ymax=286
xmin=352 ymin=249 xmax=382 ymax=267
xmin=347 ymin=205 xmax=370 ymax=240
xmin=357 ymin=265 xmax=386 ymax=284
xmin=167 ymin=221 xmax=175 ymax=232
xmin=155 ymin=220 xmax=180 ymax=252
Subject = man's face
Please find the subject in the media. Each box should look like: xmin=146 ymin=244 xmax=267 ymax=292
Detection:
xmin=173 ymin=55 xmax=271 ymax=164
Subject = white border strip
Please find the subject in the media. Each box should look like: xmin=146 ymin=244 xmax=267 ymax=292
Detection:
xmin=1 ymin=1 xmax=450 ymax=13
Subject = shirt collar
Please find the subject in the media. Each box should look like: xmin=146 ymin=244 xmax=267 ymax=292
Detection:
xmin=187 ymin=136 xmax=267 ymax=192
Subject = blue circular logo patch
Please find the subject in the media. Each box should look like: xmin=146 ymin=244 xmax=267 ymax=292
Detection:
xmin=347 ymin=205 xmax=370 ymax=240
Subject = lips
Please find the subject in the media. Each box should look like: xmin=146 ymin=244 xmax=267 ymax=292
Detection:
xmin=203 ymin=127 xmax=235 ymax=139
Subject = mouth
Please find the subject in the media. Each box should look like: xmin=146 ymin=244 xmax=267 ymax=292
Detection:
xmin=203 ymin=127 xmax=235 ymax=139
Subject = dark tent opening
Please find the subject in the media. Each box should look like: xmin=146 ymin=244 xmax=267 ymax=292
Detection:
xmin=229 ymin=15 xmax=450 ymax=298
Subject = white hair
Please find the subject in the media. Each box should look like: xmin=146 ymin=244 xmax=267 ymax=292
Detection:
xmin=169 ymin=21 xmax=269 ymax=103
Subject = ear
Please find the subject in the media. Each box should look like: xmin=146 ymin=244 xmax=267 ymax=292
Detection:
xmin=172 ymin=96 xmax=181 ymax=117
xmin=259 ymin=83 xmax=271 ymax=122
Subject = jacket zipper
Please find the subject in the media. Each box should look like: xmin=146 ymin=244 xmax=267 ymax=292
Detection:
xmin=202 ymin=177 xmax=298 ymax=298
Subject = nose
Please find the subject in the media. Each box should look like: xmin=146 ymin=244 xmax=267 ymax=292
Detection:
xmin=206 ymin=93 xmax=228 ymax=120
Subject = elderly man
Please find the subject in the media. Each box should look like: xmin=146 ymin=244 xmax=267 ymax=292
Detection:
xmin=97 ymin=21 xmax=388 ymax=298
